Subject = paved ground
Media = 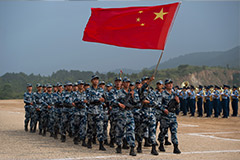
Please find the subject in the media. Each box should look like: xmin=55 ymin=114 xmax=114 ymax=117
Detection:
xmin=0 ymin=99 xmax=240 ymax=160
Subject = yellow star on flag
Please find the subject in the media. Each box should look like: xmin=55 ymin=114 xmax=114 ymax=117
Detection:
xmin=138 ymin=11 xmax=143 ymax=14
xmin=136 ymin=17 xmax=140 ymax=22
xmin=154 ymin=8 xmax=168 ymax=20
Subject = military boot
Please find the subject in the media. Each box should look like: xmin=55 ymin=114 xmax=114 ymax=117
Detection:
xmin=87 ymin=139 xmax=92 ymax=148
xmin=92 ymin=136 xmax=97 ymax=144
xmin=99 ymin=141 xmax=106 ymax=151
xmin=104 ymin=139 xmax=109 ymax=145
xmin=109 ymin=138 xmax=115 ymax=148
xmin=116 ymin=145 xmax=122 ymax=153
xmin=129 ymin=146 xmax=136 ymax=156
xmin=42 ymin=129 xmax=46 ymax=136
xmin=74 ymin=137 xmax=79 ymax=145
xmin=61 ymin=135 xmax=66 ymax=142
xmin=54 ymin=133 xmax=58 ymax=139
xmin=151 ymin=144 xmax=159 ymax=155
xmin=50 ymin=132 xmax=54 ymax=137
xmin=24 ymin=123 xmax=28 ymax=132
xmin=173 ymin=144 xmax=181 ymax=154
xmin=159 ymin=143 xmax=165 ymax=152
xmin=137 ymin=141 xmax=142 ymax=153
xmin=33 ymin=125 xmax=36 ymax=133
xmin=82 ymin=138 xmax=87 ymax=147
xmin=165 ymin=137 xmax=171 ymax=145
xmin=122 ymin=138 xmax=129 ymax=149
xmin=144 ymin=138 xmax=151 ymax=147
xmin=39 ymin=129 xmax=42 ymax=135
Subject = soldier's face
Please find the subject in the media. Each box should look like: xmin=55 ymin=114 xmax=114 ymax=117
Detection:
xmin=165 ymin=83 xmax=173 ymax=90
xmin=78 ymin=84 xmax=84 ymax=90
xmin=67 ymin=85 xmax=72 ymax=91
xmin=84 ymin=86 xmax=90 ymax=90
xmin=58 ymin=86 xmax=63 ymax=92
xmin=107 ymin=86 xmax=112 ymax=91
xmin=123 ymin=82 xmax=130 ymax=89
xmin=91 ymin=78 xmax=99 ymax=86
xmin=115 ymin=80 xmax=122 ymax=88
xmin=157 ymin=84 xmax=163 ymax=90
xmin=43 ymin=87 xmax=47 ymax=91
xmin=99 ymin=84 xmax=105 ymax=89
xmin=27 ymin=86 xmax=32 ymax=92
xmin=136 ymin=83 xmax=142 ymax=89
xmin=53 ymin=87 xmax=58 ymax=92
xmin=37 ymin=87 xmax=42 ymax=92
xmin=47 ymin=87 xmax=52 ymax=92
xmin=130 ymin=86 xmax=135 ymax=90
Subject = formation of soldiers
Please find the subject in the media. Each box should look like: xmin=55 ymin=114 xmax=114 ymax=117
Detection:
xmin=23 ymin=75 xmax=239 ymax=156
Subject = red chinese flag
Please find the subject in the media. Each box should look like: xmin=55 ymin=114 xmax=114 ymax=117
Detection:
xmin=82 ymin=2 xmax=180 ymax=50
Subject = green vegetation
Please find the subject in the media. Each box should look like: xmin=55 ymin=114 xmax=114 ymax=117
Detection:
xmin=0 ymin=65 xmax=239 ymax=99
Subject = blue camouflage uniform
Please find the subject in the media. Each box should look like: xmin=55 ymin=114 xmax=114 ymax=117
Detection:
xmin=41 ymin=92 xmax=54 ymax=135
xmin=103 ymin=89 xmax=111 ymax=142
xmin=109 ymin=87 xmax=121 ymax=145
xmin=86 ymin=86 xmax=105 ymax=142
xmin=33 ymin=91 xmax=43 ymax=132
xmin=136 ymin=84 xmax=157 ymax=145
xmin=159 ymin=90 xmax=179 ymax=145
xmin=52 ymin=91 xmax=63 ymax=137
xmin=72 ymin=90 xmax=87 ymax=141
xmin=231 ymin=88 xmax=239 ymax=116
xmin=24 ymin=91 xmax=34 ymax=131
xmin=114 ymin=88 xmax=137 ymax=147
xmin=61 ymin=91 xmax=74 ymax=138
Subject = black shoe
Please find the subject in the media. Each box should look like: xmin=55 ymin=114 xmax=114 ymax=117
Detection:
xmin=104 ymin=139 xmax=109 ymax=145
xmin=69 ymin=132 xmax=73 ymax=138
xmin=137 ymin=141 xmax=142 ymax=153
xmin=92 ymin=136 xmax=97 ymax=144
xmin=99 ymin=141 xmax=106 ymax=151
xmin=116 ymin=145 xmax=122 ymax=153
xmin=50 ymin=133 xmax=54 ymax=137
xmin=61 ymin=135 xmax=66 ymax=142
xmin=24 ymin=125 xmax=28 ymax=132
xmin=82 ymin=139 xmax=87 ymax=147
xmin=87 ymin=139 xmax=92 ymax=148
xmin=109 ymin=138 xmax=115 ymax=148
xmin=165 ymin=137 xmax=171 ymax=145
xmin=74 ymin=137 xmax=79 ymax=145
xmin=129 ymin=146 xmax=136 ymax=156
xmin=122 ymin=138 xmax=129 ymax=149
xmin=42 ymin=130 xmax=46 ymax=137
xmin=173 ymin=144 xmax=181 ymax=154
xmin=159 ymin=143 xmax=165 ymax=152
xmin=39 ymin=129 xmax=42 ymax=135
xmin=54 ymin=133 xmax=58 ymax=139
xmin=151 ymin=144 xmax=159 ymax=155
xmin=144 ymin=138 xmax=151 ymax=147
xmin=30 ymin=128 xmax=33 ymax=133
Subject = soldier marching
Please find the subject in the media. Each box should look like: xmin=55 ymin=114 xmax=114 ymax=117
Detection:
xmin=24 ymin=76 xmax=239 ymax=156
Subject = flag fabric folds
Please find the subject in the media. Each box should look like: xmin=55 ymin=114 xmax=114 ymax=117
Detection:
xmin=83 ymin=2 xmax=180 ymax=50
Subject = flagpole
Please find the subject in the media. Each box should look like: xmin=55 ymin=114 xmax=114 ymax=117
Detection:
xmin=152 ymin=50 xmax=164 ymax=77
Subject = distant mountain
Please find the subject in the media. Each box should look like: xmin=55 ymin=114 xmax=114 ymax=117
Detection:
xmin=150 ymin=46 xmax=240 ymax=70
xmin=103 ymin=68 xmax=141 ymax=74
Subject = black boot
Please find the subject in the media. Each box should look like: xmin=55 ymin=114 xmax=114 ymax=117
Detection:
xmin=39 ymin=129 xmax=42 ymax=135
xmin=173 ymin=144 xmax=181 ymax=154
xmin=122 ymin=138 xmax=129 ymax=149
xmin=151 ymin=144 xmax=159 ymax=155
xmin=129 ymin=146 xmax=136 ymax=156
xmin=159 ymin=143 xmax=165 ymax=152
xmin=144 ymin=138 xmax=151 ymax=147
xmin=74 ymin=137 xmax=79 ymax=145
xmin=54 ymin=133 xmax=58 ymax=139
xmin=92 ymin=136 xmax=97 ymax=144
xmin=137 ymin=141 xmax=142 ymax=153
xmin=116 ymin=145 xmax=122 ymax=153
xmin=99 ymin=141 xmax=106 ymax=151
xmin=33 ymin=125 xmax=36 ymax=133
xmin=82 ymin=138 xmax=87 ymax=147
xmin=87 ymin=139 xmax=92 ymax=148
xmin=30 ymin=127 xmax=33 ymax=133
xmin=61 ymin=135 xmax=66 ymax=142
xmin=109 ymin=138 xmax=115 ymax=148
xmin=50 ymin=132 xmax=54 ymax=137
xmin=24 ymin=123 xmax=28 ymax=132
xmin=165 ymin=137 xmax=171 ymax=145
xmin=42 ymin=129 xmax=46 ymax=136
xmin=104 ymin=139 xmax=109 ymax=145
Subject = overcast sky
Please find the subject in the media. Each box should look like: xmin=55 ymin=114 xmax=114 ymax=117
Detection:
xmin=0 ymin=0 xmax=239 ymax=76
